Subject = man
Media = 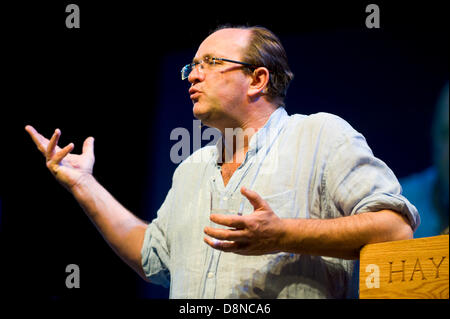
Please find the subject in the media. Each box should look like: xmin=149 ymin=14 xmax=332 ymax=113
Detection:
xmin=25 ymin=26 xmax=419 ymax=298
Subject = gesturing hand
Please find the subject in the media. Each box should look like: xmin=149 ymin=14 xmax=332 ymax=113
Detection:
xmin=25 ymin=125 xmax=95 ymax=191
xmin=204 ymin=186 xmax=285 ymax=255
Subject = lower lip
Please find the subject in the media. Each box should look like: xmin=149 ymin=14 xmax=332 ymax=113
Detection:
xmin=190 ymin=92 xmax=201 ymax=99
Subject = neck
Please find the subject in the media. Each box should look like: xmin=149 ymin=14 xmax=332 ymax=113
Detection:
xmin=220 ymin=102 xmax=278 ymax=163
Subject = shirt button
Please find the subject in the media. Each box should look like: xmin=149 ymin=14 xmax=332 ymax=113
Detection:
xmin=207 ymin=272 xmax=214 ymax=279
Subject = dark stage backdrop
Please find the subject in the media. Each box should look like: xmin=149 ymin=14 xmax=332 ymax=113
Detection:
xmin=1 ymin=1 xmax=448 ymax=300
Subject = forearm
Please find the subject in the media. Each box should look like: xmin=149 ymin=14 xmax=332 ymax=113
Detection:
xmin=278 ymin=210 xmax=413 ymax=259
xmin=70 ymin=174 xmax=148 ymax=279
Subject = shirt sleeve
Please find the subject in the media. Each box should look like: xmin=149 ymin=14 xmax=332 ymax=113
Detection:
xmin=141 ymin=187 xmax=173 ymax=287
xmin=322 ymin=115 xmax=420 ymax=231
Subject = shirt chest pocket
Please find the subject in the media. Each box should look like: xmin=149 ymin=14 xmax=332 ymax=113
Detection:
xmin=262 ymin=189 xmax=297 ymax=218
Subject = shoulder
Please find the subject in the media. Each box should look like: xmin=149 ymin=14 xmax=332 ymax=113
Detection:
xmin=173 ymin=145 xmax=216 ymax=179
xmin=286 ymin=112 xmax=360 ymax=142
xmin=287 ymin=111 xmax=352 ymax=128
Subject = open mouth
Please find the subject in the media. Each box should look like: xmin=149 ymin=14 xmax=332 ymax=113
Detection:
xmin=190 ymin=92 xmax=201 ymax=103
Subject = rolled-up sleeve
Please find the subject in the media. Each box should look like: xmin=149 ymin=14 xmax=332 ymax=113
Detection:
xmin=323 ymin=116 xmax=420 ymax=231
xmin=141 ymin=188 xmax=173 ymax=287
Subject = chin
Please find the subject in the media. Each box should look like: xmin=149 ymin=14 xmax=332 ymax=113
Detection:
xmin=192 ymin=102 xmax=210 ymax=121
xmin=192 ymin=101 xmax=223 ymax=129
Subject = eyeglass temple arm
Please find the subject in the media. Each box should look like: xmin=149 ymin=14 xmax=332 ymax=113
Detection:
xmin=216 ymin=58 xmax=255 ymax=68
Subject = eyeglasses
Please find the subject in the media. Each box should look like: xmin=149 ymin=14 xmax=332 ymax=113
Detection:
xmin=181 ymin=56 xmax=257 ymax=80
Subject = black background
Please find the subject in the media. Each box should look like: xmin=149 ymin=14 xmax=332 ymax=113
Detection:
xmin=0 ymin=0 xmax=448 ymax=302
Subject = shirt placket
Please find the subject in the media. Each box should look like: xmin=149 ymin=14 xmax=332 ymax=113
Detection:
xmin=201 ymin=155 xmax=254 ymax=298
xmin=200 ymin=108 xmax=287 ymax=298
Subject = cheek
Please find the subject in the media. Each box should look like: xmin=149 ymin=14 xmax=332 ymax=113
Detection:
xmin=213 ymin=75 xmax=248 ymax=104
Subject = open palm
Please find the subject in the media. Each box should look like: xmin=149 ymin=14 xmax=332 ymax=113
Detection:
xmin=25 ymin=125 xmax=95 ymax=190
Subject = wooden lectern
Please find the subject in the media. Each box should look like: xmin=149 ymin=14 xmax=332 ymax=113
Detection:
xmin=359 ymin=235 xmax=449 ymax=299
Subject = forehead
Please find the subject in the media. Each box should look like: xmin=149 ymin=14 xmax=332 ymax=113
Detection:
xmin=193 ymin=28 xmax=251 ymax=62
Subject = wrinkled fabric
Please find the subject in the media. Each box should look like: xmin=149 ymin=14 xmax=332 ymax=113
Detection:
xmin=141 ymin=107 xmax=420 ymax=298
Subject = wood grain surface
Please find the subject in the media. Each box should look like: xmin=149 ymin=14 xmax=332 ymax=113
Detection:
xmin=359 ymin=235 xmax=449 ymax=299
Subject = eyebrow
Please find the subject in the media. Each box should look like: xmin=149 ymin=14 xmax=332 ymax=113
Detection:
xmin=192 ymin=53 xmax=214 ymax=64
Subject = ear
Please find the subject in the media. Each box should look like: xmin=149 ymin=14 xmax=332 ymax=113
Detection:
xmin=247 ymin=67 xmax=270 ymax=99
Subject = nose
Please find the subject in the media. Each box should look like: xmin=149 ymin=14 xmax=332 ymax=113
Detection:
xmin=188 ymin=64 xmax=205 ymax=84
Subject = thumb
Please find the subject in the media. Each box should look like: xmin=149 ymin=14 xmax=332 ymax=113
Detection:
xmin=82 ymin=136 xmax=95 ymax=158
xmin=241 ymin=186 xmax=266 ymax=210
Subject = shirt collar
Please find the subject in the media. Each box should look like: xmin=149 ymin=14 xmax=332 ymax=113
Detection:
xmin=213 ymin=106 xmax=288 ymax=163
xmin=249 ymin=106 xmax=288 ymax=153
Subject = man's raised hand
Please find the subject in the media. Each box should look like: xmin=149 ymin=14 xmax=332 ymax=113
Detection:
xmin=25 ymin=125 xmax=95 ymax=191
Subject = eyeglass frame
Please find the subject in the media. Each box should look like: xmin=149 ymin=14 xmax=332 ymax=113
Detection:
xmin=181 ymin=56 xmax=260 ymax=80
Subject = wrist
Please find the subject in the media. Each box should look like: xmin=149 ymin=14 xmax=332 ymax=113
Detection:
xmin=69 ymin=173 xmax=96 ymax=195
xmin=276 ymin=218 xmax=297 ymax=253
xmin=276 ymin=218 xmax=310 ymax=254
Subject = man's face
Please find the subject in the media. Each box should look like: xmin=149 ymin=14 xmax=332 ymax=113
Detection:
xmin=188 ymin=28 xmax=252 ymax=129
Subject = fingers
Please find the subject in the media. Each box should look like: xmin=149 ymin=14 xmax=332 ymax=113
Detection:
xmin=204 ymin=226 xmax=247 ymax=242
xmin=25 ymin=125 xmax=63 ymax=158
xmin=203 ymin=236 xmax=239 ymax=252
xmin=240 ymin=186 xmax=266 ymax=210
xmin=25 ymin=125 xmax=50 ymax=154
xmin=53 ymin=143 xmax=74 ymax=163
xmin=26 ymin=125 xmax=95 ymax=161
xmin=46 ymin=129 xmax=61 ymax=160
xmin=210 ymin=213 xmax=246 ymax=229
